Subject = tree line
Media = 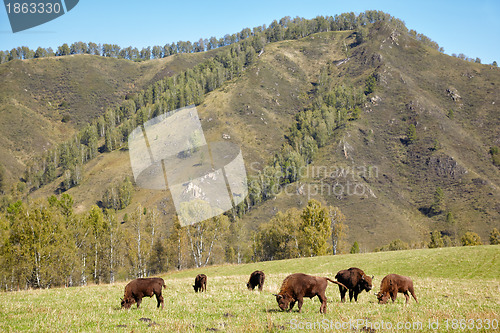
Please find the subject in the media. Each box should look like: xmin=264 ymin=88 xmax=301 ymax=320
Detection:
xmin=0 ymin=10 xmax=446 ymax=65
xmin=0 ymin=192 xmax=348 ymax=291
xmin=2 ymin=189 xmax=493 ymax=291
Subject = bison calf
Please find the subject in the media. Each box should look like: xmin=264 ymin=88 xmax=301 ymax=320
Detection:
xmin=274 ymin=273 xmax=347 ymax=313
xmin=247 ymin=270 xmax=265 ymax=291
xmin=377 ymin=274 xmax=418 ymax=304
xmin=121 ymin=277 xmax=165 ymax=309
xmin=193 ymin=274 xmax=207 ymax=293
xmin=335 ymin=267 xmax=373 ymax=302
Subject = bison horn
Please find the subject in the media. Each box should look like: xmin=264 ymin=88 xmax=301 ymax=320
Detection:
xmin=371 ymin=275 xmax=374 ymax=280
xmin=272 ymin=293 xmax=278 ymax=296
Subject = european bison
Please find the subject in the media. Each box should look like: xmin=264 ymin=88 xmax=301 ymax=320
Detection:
xmin=247 ymin=270 xmax=265 ymax=291
xmin=335 ymin=267 xmax=373 ymax=302
xmin=193 ymin=274 xmax=207 ymax=293
xmin=274 ymin=273 xmax=347 ymax=313
xmin=121 ymin=277 xmax=165 ymax=309
xmin=376 ymin=274 xmax=418 ymax=304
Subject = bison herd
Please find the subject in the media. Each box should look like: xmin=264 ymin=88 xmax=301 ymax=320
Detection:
xmin=121 ymin=268 xmax=418 ymax=313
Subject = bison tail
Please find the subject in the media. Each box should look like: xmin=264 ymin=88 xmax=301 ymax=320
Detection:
xmin=326 ymin=278 xmax=348 ymax=290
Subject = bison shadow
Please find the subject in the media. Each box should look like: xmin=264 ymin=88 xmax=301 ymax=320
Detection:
xmin=264 ymin=308 xmax=285 ymax=313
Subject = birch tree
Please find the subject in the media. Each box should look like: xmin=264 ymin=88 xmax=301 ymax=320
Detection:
xmin=329 ymin=205 xmax=347 ymax=255
xmin=179 ymin=200 xmax=229 ymax=268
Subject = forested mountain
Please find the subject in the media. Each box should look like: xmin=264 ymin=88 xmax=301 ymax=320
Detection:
xmin=0 ymin=11 xmax=498 ymax=290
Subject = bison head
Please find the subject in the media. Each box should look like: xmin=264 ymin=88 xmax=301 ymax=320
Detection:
xmin=376 ymin=292 xmax=390 ymax=304
xmin=361 ymin=274 xmax=373 ymax=292
xmin=120 ymin=297 xmax=134 ymax=309
xmin=274 ymin=294 xmax=291 ymax=311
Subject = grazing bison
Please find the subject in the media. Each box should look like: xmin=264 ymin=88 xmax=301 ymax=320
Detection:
xmin=274 ymin=273 xmax=347 ymax=313
xmin=121 ymin=277 xmax=165 ymax=309
xmin=335 ymin=267 xmax=373 ymax=302
xmin=376 ymin=274 xmax=418 ymax=304
xmin=247 ymin=270 xmax=265 ymax=291
xmin=193 ymin=274 xmax=207 ymax=293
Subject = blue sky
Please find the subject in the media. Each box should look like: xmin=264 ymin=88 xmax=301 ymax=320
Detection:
xmin=1 ymin=0 xmax=499 ymax=63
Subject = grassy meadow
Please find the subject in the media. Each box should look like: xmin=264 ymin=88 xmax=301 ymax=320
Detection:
xmin=0 ymin=245 xmax=498 ymax=332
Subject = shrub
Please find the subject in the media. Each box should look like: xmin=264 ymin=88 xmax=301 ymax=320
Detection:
xmin=460 ymin=232 xmax=482 ymax=246
xmin=364 ymin=74 xmax=376 ymax=95
xmin=489 ymin=228 xmax=500 ymax=245
xmin=350 ymin=241 xmax=360 ymax=254
xmin=406 ymin=124 xmax=417 ymax=144
xmin=375 ymin=239 xmax=410 ymax=252
xmin=429 ymin=230 xmax=444 ymax=248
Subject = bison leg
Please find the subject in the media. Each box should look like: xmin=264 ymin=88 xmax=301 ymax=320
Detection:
xmin=403 ymin=291 xmax=410 ymax=304
xmin=156 ymin=294 xmax=164 ymax=309
xmin=297 ymin=297 xmax=305 ymax=313
xmin=318 ymin=293 xmax=328 ymax=314
xmin=353 ymin=290 xmax=359 ymax=302
xmin=348 ymin=289 xmax=354 ymax=302
xmin=289 ymin=300 xmax=296 ymax=311
xmin=408 ymin=287 xmax=418 ymax=303
xmin=339 ymin=286 xmax=347 ymax=303
xmin=390 ymin=291 xmax=397 ymax=303
xmin=136 ymin=297 xmax=142 ymax=308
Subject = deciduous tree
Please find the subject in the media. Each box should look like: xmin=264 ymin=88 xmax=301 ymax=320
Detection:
xmin=299 ymin=199 xmax=332 ymax=256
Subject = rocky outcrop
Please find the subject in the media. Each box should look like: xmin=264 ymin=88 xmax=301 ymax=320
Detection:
xmin=427 ymin=154 xmax=467 ymax=178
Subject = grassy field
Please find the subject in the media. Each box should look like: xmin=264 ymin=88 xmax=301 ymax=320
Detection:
xmin=0 ymin=246 xmax=498 ymax=332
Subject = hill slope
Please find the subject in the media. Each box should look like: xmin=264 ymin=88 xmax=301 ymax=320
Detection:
xmin=249 ymin=22 xmax=500 ymax=248
xmin=2 ymin=22 xmax=500 ymax=250
xmin=0 ymin=51 xmax=219 ymax=183
xmin=0 ymin=245 xmax=498 ymax=332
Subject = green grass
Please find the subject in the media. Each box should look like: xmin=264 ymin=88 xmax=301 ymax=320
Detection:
xmin=0 ymin=246 xmax=498 ymax=332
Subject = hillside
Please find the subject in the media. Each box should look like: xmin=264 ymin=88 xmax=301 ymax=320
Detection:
xmin=0 ymin=246 xmax=498 ymax=332
xmin=242 ymin=22 xmax=500 ymax=248
xmin=0 ymin=50 xmax=220 ymax=183
xmin=1 ymin=19 xmax=499 ymax=252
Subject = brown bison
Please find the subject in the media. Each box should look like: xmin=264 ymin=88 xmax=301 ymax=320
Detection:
xmin=376 ymin=274 xmax=418 ymax=304
xmin=121 ymin=277 xmax=165 ymax=309
xmin=335 ymin=267 xmax=373 ymax=302
xmin=274 ymin=273 xmax=347 ymax=313
xmin=193 ymin=274 xmax=207 ymax=293
xmin=247 ymin=270 xmax=265 ymax=291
